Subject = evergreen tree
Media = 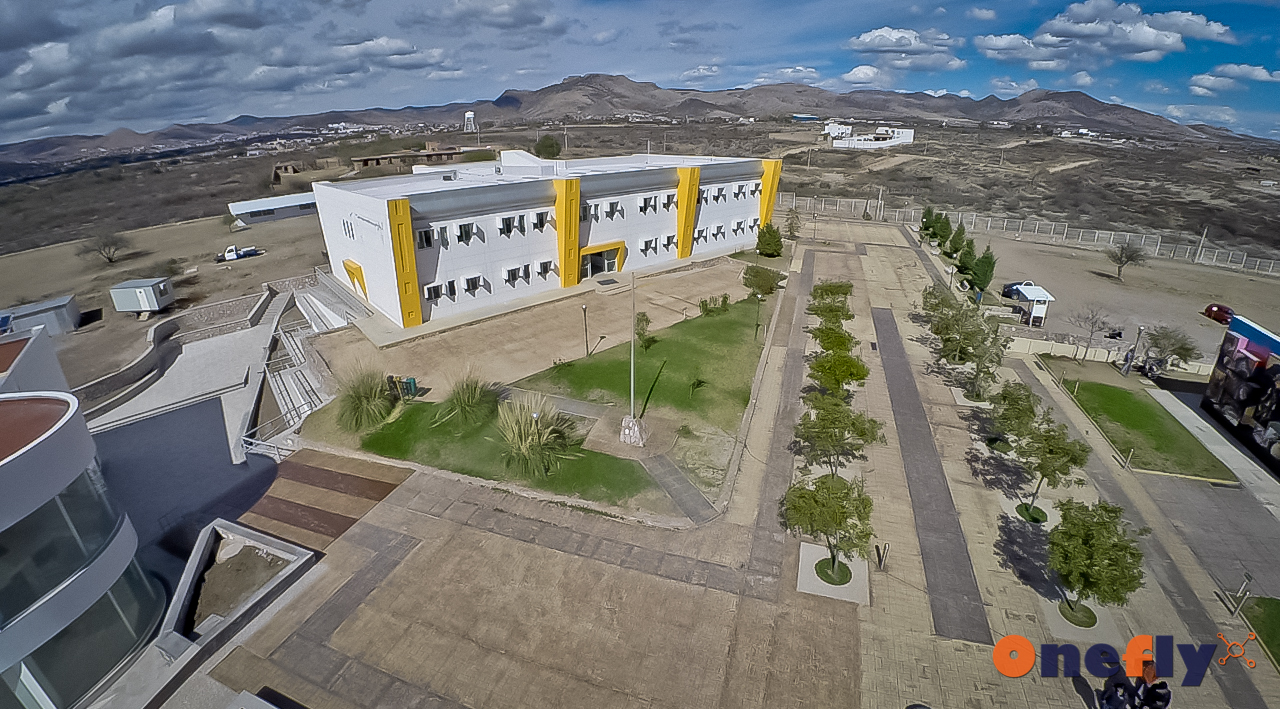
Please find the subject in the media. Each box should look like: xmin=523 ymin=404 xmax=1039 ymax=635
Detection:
xmin=756 ymin=222 xmax=784 ymax=257
xmin=947 ymin=220 xmax=966 ymax=256
xmin=958 ymin=238 xmax=977 ymax=274
xmin=969 ymin=245 xmax=998 ymax=300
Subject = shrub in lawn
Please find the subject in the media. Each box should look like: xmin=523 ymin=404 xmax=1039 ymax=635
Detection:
xmin=440 ymin=375 xmax=499 ymax=426
xmin=495 ymin=392 xmax=581 ymax=478
xmin=808 ymin=321 xmax=856 ymax=353
xmin=743 ymin=264 xmax=782 ymax=296
xmin=336 ymin=367 xmax=393 ymax=432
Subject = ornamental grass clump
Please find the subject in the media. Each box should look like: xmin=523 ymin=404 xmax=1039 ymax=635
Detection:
xmin=336 ymin=367 xmax=394 ymax=432
xmin=440 ymin=374 xmax=499 ymax=426
xmin=495 ymin=392 xmax=581 ymax=478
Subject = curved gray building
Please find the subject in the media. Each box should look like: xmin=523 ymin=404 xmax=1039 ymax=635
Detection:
xmin=0 ymin=388 xmax=164 ymax=708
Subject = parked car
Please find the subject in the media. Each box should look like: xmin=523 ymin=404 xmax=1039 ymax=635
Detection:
xmin=1002 ymin=280 xmax=1035 ymax=299
xmin=215 ymin=245 xmax=264 ymax=263
xmin=1203 ymin=303 xmax=1234 ymax=324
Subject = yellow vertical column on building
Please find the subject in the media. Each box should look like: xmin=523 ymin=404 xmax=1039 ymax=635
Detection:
xmin=759 ymin=159 xmax=782 ymax=226
xmin=674 ymin=166 xmax=700 ymax=259
xmin=387 ymin=198 xmax=422 ymax=327
xmin=554 ymin=179 xmax=581 ymax=287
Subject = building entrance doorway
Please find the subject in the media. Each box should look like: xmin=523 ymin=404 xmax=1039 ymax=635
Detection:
xmin=580 ymin=248 xmax=619 ymax=280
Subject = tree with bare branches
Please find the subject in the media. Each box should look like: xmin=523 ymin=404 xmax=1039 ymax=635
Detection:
xmin=1104 ymin=243 xmax=1147 ymax=282
xmin=1065 ymin=305 xmax=1114 ymax=361
xmin=79 ymin=233 xmax=129 ymax=264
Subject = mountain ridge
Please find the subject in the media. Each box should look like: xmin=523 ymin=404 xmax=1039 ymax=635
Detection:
xmin=0 ymin=73 xmax=1264 ymax=167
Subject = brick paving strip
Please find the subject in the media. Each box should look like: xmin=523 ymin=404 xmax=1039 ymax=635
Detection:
xmin=1010 ymin=359 xmax=1269 ymax=709
xmin=276 ymin=460 xmax=400 ymax=500
xmin=639 ymin=455 xmax=719 ymax=525
xmin=870 ymin=306 xmax=993 ymax=645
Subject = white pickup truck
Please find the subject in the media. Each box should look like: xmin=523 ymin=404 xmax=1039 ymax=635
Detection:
xmin=215 ymin=245 xmax=264 ymax=262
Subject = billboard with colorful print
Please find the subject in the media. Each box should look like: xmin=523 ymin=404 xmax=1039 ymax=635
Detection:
xmin=1203 ymin=316 xmax=1280 ymax=466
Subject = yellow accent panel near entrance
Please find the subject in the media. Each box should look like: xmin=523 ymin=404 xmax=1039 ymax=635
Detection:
xmin=342 ymin=259 xmax=367 ymax=298
xmin=675 ymin=167 xmax=700 ymax=259
xmin=759 ymin=159 xmax=782 ymax=226
xmin=554 ymin=179 xmax=581 ymax=287
xmin=580 ymin=240 xmax=628 ymax=272
xmin=387 ymin=198 xmax=421 ymax=326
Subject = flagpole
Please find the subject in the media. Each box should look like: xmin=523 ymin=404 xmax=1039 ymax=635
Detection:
xmin=630 ymin=271 xmax=636 ymax=419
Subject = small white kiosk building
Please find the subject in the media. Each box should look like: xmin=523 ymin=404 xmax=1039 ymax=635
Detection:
xmin=1010 ymin=284 xmax=1055 ymax=327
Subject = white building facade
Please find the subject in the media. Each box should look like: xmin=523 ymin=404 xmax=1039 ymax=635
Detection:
xmin=833 ymin=127 xmax=915 ymax=150
xmin=313 ymin=150 xmax=783 ymax=328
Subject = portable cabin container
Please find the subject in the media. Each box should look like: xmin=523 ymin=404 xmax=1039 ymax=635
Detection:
xmin=110 ymin=278 xmax=175 ymax=313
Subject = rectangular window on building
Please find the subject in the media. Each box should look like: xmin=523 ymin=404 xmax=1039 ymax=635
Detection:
xmin=664 ymin=234 xmax=677 ymax=250
xmin=464 ymin=275 xmax=482 ymax=293
xmin=663 ymin=194 xmax=677 ymax=210
xmin=698 ymin=189 xmax=708 ymax=205
xmin=714 ymin=187 xmax=727 ymax=203
xmin=606 ymin=201 xmax=622 ymax=219
xmin=248 ymin=209 xmax=276 ymax=218
xmin=425 ymin=284 xmax=443 ymax=300
xmin=538 ymin=260 xmax=553 ymax=278
xmin=517 ymin=214 xmax=526 ymax=234
xmin=458 ymin=223 xmax=474 ymax=244
xmin=641 ymin=196 xmax=658 ymax=213
xmin=299 ymin=203 xmax=316 ymax=210
xmin=533 ymin=212 xmax=548 ymax=231
xmin=734 ymin=184 xmax=746 ymax=199
xmin=342 ymin=219 xmax=356 ymax=240
xmin=416 ymin=229 xmax=433 ymax=249
xmin=642 ymin=238 xmax=658 ymax=255
xmin=750 ymin=182 xmax=762 ymax=196
xmin=437 ymin=226 xmax=449 ymax=245
xmin=500 ymin=216 xmax=516 ymax=236
xmin=505 ymin=267 xmax=522 ymax=285
xmin=734 ymin=220 xmax=746 ymax=234
xmin=580 ymin=203 xmax=599 ymax=222
xmin=750 ymin=218 xmax=760 ymax=231
xmin=713 ymin=224 xmax=725 ymax=238
xmin=446 ymin=280 xmax=456 ymax=297
xmin=521 ymin=264 xmax=531 ymax=280
xmin=695 ymin=228 xmax=707 ymax=243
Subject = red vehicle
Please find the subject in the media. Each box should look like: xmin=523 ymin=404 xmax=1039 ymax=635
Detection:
xmin=1203 ymin=304 xmax=1234 ymax=324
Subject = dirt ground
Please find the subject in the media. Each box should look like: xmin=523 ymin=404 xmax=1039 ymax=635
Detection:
xmin=977 ymin=229 xmax=1280 ymax=356
xmin=0 ymin=215 xmax=326 ymax=386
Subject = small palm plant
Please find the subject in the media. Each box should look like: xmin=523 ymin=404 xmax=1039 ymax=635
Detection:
xmin=439 ymin=374 xmax=499 ymax=426
xmin=495 ymin=392 xmax=581 ymax=477
xmin=336 ymin=367 xmax=393 ymax=432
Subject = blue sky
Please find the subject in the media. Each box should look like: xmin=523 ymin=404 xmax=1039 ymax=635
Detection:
xmin=1 ymin=0 xmax=1278 ymax=144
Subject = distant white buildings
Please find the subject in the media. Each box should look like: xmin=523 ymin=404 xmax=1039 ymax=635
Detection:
xmin=313 ymin=150 xmax=782 ymax=329
xmin=832 ymin=127 xmax=915 ymax=150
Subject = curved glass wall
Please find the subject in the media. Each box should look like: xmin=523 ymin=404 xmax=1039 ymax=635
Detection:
xmin=0 ymin=462 xmax=120 ymax=627
xmin=0 ymin=561 xmax=163 ymax=709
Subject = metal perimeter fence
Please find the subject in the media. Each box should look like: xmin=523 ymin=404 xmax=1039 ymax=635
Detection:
xmin=775 ymin=192 xmax=1280 ymax=278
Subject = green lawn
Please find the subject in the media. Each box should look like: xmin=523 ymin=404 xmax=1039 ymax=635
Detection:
xmin=517 ymin=296 xmax=770 ymax=431
xmin=1244 ymin=597 xmax=1280 ymax=670
xmin=360 ymin=402 xmax=654 ymax=504
xmin=1065 ymin=380 xmax=1236 ymax=481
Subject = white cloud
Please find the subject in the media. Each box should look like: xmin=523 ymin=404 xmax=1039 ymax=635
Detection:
xmin=750 ymin=66 xmax=821 ymax=86
xmin=1070 ymin=70 xmax=1094 ymax=87
xmin=1189 ymin=86 xmax=1214 ymax=97
xmin=846 ymin=26 xmax=966 ymax=71
xmin=1190 ymin=73 xmax=1239 ymax=92
xmin=967 ymin=8 xmax=997 ymax=20
xmin=678 ymin=64 xmax=719 ymax=82
xmin=589 ymin=29 xmax=620 ymax=45
xmin=1212 ymin=63 xmax=1280 ymax=82
xmin=1165 ymin=103 xmax=1238 ymax=124
xmin=990 ymin=76 xmax=1040 ymax=97
xmin=976 ymin=0 xmax=1235 ymax=71
xmin=841 ymin=64 xmax=892 ymax=88
xmin=923 ymin=88 xmax=948 ymax=96
xmin=1142 ymin=79 xmax=1171 ymax=93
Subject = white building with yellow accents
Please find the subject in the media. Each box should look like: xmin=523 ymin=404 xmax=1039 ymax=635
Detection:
xmin=313 ymin=150 xmax=782 ymax=328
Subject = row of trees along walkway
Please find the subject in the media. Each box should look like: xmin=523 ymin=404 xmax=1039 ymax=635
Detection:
xmin=779 ymin=280 xmax=885 ymax=586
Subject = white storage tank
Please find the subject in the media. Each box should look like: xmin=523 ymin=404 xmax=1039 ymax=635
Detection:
xmin=109 ymin=278 xmax=176 ymax=314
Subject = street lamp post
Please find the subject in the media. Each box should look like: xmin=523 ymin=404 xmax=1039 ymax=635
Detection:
xmin=581 ymin=304 xmax=589 ymax=358
xmin=1121 ymin=325 xmax=1145 ymax=377
xmin=754 ymin=294 xmax=764 ymax=341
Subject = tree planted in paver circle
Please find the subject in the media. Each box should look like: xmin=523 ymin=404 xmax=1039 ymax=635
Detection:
xmin=1015 ymin=410 xmax=1091 ymax=520
xmin=1104 ymin=243 xmax=1147 ymax=282
xmin=965 ymin=315 xmax=1010 ymax=401
xmin=336 ymin=367 xmax=393 ymax=432
xmin=495 ymin=392 xmax=581 ymax=477
xmin=1049 ymin=498 xmax=1148 ymax=613
xmin=1143 ymin=325 xmax=1200 ymax=374
xmin=784 ymin=208 xmax=803 ymax=239
xmin=781 ymin=474 xmax=874 ymax=582
xmin=991 ymin=381 xmax=1041 ymax=440
xmin=808 ymin=350 xmax=870 ymax=395
xmin=793 ymin=394 xmax=885 ymax=476
xmin=756 ymin=222 xmax=783 ymax=257
xmin=1065 ymin=305 xmax=1115 ymax=362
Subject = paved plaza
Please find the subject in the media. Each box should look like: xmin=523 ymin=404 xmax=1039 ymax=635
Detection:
xmin=169 ymin=219 xmax=1280 ymax=709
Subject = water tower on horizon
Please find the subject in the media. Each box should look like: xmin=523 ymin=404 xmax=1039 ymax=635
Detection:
xmin=463 ymin=111 xmax=476 ymax=132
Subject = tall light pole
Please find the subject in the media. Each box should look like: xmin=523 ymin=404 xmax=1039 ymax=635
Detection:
xmin=581 ymin=304 xmax=589 ymax=358
xmin=754 ymin=293 xmax=764 ymax=341
xmin=630 ymin=273 xmax=636 ymax=419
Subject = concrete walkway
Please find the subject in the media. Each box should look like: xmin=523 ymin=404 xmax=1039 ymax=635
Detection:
xmin=1148 ymin=388 xmax=1280 ymax=525
xmin=1011 ymin=358 xmax=1271 ymax=709
xmin=639 ymin=455 xmax=719 ymax=525
xmin=870 ymin=306 xmax=992 ymax=645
